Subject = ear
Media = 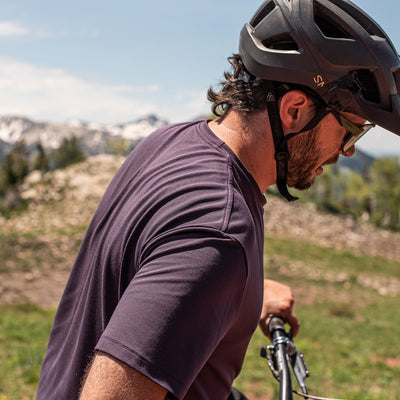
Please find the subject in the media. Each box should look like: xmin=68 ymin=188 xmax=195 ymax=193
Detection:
xmin=279 ymin=90 xmax=314 ymax=133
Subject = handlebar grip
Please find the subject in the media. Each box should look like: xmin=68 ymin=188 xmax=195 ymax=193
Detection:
xmin=268 ymin=316 xmax=286 ymax=338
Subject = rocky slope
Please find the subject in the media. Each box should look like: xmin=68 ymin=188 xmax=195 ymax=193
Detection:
xmin=264 ymin=196 xmax=400 ymax=262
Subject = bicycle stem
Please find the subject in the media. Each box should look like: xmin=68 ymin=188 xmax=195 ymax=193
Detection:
xmin=269 ymin=317 xmax=293 ymax=400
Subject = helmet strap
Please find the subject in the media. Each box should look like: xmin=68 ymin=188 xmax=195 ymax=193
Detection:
xmin=264 ymin=81 xmax=332 ymax=201
xmin=264 ymin=80 xmax=299 ymax=202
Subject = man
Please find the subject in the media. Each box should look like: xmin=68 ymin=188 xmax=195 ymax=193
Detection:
xmin=37 ymin=0 xmax=400 ymax=399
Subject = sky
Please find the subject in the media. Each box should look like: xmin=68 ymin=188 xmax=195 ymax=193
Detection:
xmin=0 ymin=0 xmax=399 ymax=156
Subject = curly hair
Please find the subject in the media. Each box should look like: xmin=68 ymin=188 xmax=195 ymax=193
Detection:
xmin=207 ymin=54 xmax=269 ymax=117
xmin=208 ymin=54 xmax=323 ymax=119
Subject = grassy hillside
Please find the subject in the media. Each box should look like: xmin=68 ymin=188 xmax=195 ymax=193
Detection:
xmin=1 ymin=235 xmax=399 ymax=399
xmin=0 ymin=155 xmax=399 ymax=399
xmin=234 ymin=236 xmax=400 ymax=400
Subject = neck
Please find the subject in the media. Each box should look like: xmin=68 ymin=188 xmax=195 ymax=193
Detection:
xmin=208 ymin=110 xmax=276 ymax=193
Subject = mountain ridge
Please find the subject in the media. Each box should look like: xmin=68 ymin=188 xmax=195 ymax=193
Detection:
xmin=0 ymin=114 xmax=169 ymax=161
xmin=0 ymin=114 xmax=376 ymax=174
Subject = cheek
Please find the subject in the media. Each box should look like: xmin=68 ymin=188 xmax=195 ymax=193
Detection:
xmin=315 ymin=131 xmax=344 ymax=156
xmin=318 ymin=119 xmax=347 ymax=151
xmin=287 ymin=128 xmax=317 ymax=152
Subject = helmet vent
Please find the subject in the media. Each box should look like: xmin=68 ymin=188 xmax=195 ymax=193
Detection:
xmin=327 ymin=0 xmax=386 ymax=39
xmin=353 ymin=69 xmax=380 ymax=103
xmin=251 ymin=1 xmax=276 ymax=28
xmin=261 ymin=33 xmax=299 ymax=51
xmin=313 ymin=1 xmax=354 ymax=39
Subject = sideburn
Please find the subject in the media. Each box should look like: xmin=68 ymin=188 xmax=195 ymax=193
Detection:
xmin=286 ymin=127 xmax=321 ymax=190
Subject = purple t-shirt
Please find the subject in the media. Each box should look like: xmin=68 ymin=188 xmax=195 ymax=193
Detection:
xmin=37 ymin=120 xmax=266 ymax=400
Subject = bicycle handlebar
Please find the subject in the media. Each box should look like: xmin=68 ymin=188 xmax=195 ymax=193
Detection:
xmin=262 ymin=317 xmax=348 ymax=400
xmin=261 ymin=317 xmax=310 ymax=399
xmin=268 ymin=317 xmax=294 ymax=400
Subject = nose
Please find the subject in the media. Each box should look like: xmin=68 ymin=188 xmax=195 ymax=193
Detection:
xmin=341 ymin=144 xmax=355 ymax=157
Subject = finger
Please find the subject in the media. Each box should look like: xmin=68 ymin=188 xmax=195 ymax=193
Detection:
xmin=259 ymin=314 xmax=274 ymax=341
xmin=286 ymin=310 xmax=300 ymax=338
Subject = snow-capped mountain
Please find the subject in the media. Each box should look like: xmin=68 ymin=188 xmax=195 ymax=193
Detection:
xmin=104 ymin=115 xmax=167 ymax=140
xmin=0 ymin=114 xmax=169 ymax=160
xmin=0 ymin=116 xmax=36 ymax=144
xmin=0 ymin=114 xmax=375 ymax=175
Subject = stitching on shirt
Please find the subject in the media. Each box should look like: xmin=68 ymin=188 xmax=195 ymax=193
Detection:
xmin=221 ymin=157 xmax=234 ymax=232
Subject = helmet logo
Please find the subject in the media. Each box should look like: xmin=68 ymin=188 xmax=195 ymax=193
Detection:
xmin=266 ymin=91 xmax=276 ymax=102
xmin=313 ymin=74 xmax=325 ymax=88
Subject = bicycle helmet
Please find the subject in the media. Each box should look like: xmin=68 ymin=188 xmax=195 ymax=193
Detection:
xmin=238 ymin=0 xmax=400 ymax=201
xmin=239 ymin=0 xmax=400 ymax=135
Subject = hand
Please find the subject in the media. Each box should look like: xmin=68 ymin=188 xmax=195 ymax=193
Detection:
xmin=259 ymin=279 xmax=300 ymax=340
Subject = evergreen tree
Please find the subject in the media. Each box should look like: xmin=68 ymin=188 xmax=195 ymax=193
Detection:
xmin=343 ymin=172 xmax=371 ymax=217
xmin=33 ymin=142 xmax=50 ymax=173
xmin=370 ymin=156 xmax=400 ymax=230
xmin=1 ymin=140 xmax=30 ymax=186
xmin=53 ymin=136 xmax=86 ymax=169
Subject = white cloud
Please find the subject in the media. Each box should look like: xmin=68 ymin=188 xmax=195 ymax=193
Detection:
xmin=107 ymin=84 xmax=161 ymax=93
xmin=0 ymin=57 xmax=162 ymax=123
xmin=0 ymin=21 xmax=28 ymax=37
xmin=0 ymin=21 xmax=96 ymax=40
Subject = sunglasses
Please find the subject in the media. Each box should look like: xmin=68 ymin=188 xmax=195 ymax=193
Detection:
xmin=331 ymin=111 xmax=375 ymax=154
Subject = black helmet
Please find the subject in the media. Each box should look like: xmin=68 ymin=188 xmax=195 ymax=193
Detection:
xmin=239 ymin=0 xmax=400 ymax=135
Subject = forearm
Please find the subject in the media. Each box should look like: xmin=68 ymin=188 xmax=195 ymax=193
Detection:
xmin=80 ymin=351 xmax=167 ymax=400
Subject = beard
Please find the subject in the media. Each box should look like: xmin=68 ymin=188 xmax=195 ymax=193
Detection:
xmin=285 ymin=126 xmax=339 ymax=190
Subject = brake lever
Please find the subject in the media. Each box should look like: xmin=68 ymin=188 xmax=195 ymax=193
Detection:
xmin=286 ymin=334 xmax=310 ymax=396
xmin=260 ymin=331 xmax=310 ymax=396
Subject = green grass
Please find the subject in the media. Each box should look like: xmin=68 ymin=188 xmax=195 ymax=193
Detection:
xmin=235 ymin=297 xmax=400 ymax=399
xmin=264 ymin=235 xmax=400 ymax=278
xmin=233 ymin=235 xmax=400 ymax=399
xmin=0 ymin=227 xmax=85 ymax=273
xmin=0 ymin=233 xmax=49 ymax=273
xmin=0 ymin=304 xmax=55 ymax=399
xmin=1 ymin=235 xmax=400 ymax=399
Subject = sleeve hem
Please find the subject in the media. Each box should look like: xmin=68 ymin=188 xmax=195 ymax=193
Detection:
xmin=96 ymin=335 xmax=187 ymax=399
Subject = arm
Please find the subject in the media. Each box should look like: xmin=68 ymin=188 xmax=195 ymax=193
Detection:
xmin=95 ymin=233 xmax=248 ymax=399
xmin=80 ymin=351 xmax=167 ymax=400
xmin=259 ymin=279 xmax=300 ymax=339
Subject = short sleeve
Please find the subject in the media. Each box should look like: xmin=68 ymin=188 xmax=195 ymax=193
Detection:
xmin=96 ymin=229 xmax=247 ymax=399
